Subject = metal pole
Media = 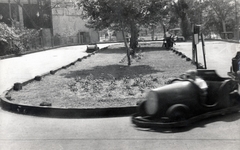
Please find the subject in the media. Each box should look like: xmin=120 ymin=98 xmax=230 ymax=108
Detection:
xmin=195 ymin=40 xmax=198 ymax=69
xmin=192 ymin=23 xmax=196 ymax=63
xmin=201 ymin=33 xmax=207 ymax=69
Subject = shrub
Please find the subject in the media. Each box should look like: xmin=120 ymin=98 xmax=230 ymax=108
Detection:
xmin=0 ymin=22 xmax=40 ymax=56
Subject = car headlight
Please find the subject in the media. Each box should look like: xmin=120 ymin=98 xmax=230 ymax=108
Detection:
xmin=145 ymin=91 xmax=158 ymax=115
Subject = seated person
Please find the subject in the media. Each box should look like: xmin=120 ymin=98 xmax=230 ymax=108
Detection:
xmin=185 ymin=70 xmax=208 ymax=103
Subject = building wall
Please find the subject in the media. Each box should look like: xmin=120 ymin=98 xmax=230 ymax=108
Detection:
xmin=51 ymin=0 xmax=99 ymax=44
xmin=0 ymin=0 xmax=39 ymax=28
xmin=1 ymin=0 xmax=100 ymax=44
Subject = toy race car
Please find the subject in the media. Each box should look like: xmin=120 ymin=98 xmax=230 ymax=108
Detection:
xmin=132 ymin=69 xmax=240 ymax=128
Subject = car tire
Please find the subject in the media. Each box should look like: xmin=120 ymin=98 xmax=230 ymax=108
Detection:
xmin=137 ymin=101 xmax=148 ymax=116
xmin=166 ymin=104 xmax=190 ymax=121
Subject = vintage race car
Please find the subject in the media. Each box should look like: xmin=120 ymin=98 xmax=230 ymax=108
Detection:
xmin=132 ymin=69 xmax=240 ymax=128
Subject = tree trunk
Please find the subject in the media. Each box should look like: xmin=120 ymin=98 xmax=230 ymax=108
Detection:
xmin=151 ymin=25 xmax=155 ymax=40
xmin=162 ymin=23 xmax=166 ymax=39
xmin=121 ymin=23 xmax=131 ymax=66
xmin=222 ymin=20 xmax=227 ymax=39
xmin=180 ymin=15 xmax=191 ymax=40
xmin=129 ymin=22 xmax=139 ymax=57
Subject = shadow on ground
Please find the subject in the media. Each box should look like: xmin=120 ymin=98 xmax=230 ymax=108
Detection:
xmin=99 ymin=44 xmax=167 ymax=54
xmin=141 ymin=47 xmax=166 ymax=51
xmin=61 ymin=64 xmax=163 ymax=80
xmin=134 ymin=111 xmax=240 ymax=133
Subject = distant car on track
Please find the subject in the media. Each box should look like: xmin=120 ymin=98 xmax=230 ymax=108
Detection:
xmin=169 ymin=28 xmax=186 ymax=42
xmin=175 ymin=35 xmax=186 ymax=42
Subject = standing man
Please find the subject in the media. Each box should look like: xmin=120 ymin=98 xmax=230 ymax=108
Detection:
xmin=165 ymin=29 xmax=172 ymax=49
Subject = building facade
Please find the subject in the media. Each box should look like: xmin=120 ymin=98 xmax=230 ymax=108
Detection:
xmin=0 ymin=0 xmax=99 ymax=47
xmin=51 ymin=0 xmax=99 ymax=44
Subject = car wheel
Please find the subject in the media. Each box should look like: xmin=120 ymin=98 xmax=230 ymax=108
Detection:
xmin=137 ymin=101 xmax=148 ymax=116
xmin=166 ymin=104 xmax=190 ymax=121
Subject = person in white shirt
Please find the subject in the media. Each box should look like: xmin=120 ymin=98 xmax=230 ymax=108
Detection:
xmin=165 ymin=29 xmax=171 ymax=38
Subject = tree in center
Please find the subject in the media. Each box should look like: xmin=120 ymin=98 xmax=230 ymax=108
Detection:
xmin=80 ymin=0 xmax=168 ymax=66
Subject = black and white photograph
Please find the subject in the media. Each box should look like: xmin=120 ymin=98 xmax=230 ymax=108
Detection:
xmin=0 ymin=0 xmax=240 ymax=149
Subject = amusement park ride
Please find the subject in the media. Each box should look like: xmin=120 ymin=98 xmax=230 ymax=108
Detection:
xmin=132 ymin=25 xmax=240 ymax=128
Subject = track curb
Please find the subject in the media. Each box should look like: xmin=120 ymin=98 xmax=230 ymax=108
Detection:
xmin=170 ymin=47 xmax=205 ymax=69
xmin=0 ymin=44 xmax=137 ymax=118
xmin=0 ymin=90 xmax=136 ymax=118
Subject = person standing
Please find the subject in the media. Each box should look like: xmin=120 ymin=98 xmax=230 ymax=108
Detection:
xmin=165 ymin=29 xmax=172 ymax=49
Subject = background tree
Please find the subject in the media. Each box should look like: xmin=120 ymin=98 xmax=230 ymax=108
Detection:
xmin=183 ymin=0 xmax=210 ymax=37
xmin=143 ymin=0 xmax=172 ymax=39
xmin=185 ymin=0 xmax=208 ymax=24
xmin=168 ymin=0 xmax=238 ymax=39
xmin=171 ymin=0 xmax=191 ymax=39
xmin=80 ymin=0 xmax=169 ymax=66
xmin=204 ymin=0 xmax=236 ymax=39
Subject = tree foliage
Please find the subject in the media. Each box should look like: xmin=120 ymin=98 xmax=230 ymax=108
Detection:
xmin=172 ymin=0 xmax=239 ymax=39
xmin=204 ymin=0 xmax=236 ymax=38
xmin=0 ymin=22 xmax=40 ymax=56
xmin=143 ymin=0 xmax=171 ymax=38
xmin=81 ymin=0 xmax=149 ymax=30
xmin=171 ymin=0 xmax=191 ymax=39
xmin=80 ymin=0 xmax=169 ymax=65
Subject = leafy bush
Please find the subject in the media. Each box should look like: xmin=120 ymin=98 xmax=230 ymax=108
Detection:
xmin=0 ymin=22 xmax=40 ymax=56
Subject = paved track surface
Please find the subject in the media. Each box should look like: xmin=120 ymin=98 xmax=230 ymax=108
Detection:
xmin=175 ymin=41 xmax=240 ymax=77
xmin=0 ymin=42 xmax=240 ymax=150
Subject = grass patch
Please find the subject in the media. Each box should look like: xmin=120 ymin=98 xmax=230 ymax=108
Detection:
xmin=8 ymin=43 xmax=195 ymax=108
